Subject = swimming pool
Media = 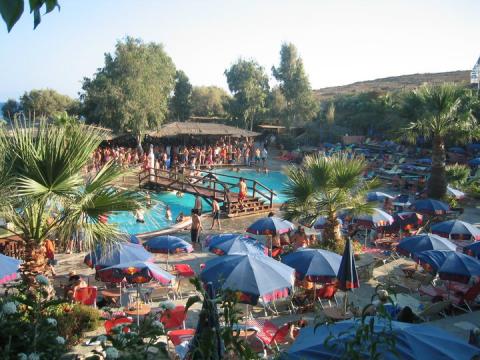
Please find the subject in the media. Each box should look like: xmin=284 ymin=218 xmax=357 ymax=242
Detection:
xmin=109 ymin=168 xmax=288 ymax=235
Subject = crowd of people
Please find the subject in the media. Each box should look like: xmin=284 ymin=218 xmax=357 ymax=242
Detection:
xmin=90 ymin=137 xmax=270 ymax=175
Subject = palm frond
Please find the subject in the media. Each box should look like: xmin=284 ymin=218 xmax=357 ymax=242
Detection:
xmin=283 ymin=152 xmax=373 ymax=226
xmin=0 ymin=120 xmax=107 ymax=198
xmin=283 ymin=165 xmax=315 ymax=203
xmin=0 ymin=120 xmax=138 ymax=250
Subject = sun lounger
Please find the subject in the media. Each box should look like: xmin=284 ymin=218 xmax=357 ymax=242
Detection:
xmin=419 ymin=282 xmax=480 ymax=312
xmin=417 ymin=300 xmax=451 ymax=321
xmin=245 ymin=319 xmax=293 ymax=356
xmin=380 ymin=166 xmax=402 ymax=175
xmin=316 ymin=284 xmax=338 ymax=309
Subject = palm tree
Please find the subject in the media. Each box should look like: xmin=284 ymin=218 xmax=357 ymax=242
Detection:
xmin=283 ymin=153 xmax=376 ymax=253
xmin=0 ymin=120 xmax=141 ymax=287
xmin=403 ymin=83 xmax=479 ymax=199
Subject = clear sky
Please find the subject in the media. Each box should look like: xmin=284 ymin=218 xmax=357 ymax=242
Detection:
xmin=1 ymin=0 xmax=479 ymax=100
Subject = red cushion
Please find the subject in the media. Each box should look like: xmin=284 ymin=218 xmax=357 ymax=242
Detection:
xmin=104 ymin=317 xmax=133 ymax=334
xmin=174 ymin=264 xmax=195 ymax=277
xmin=168 ymin=328 xmax=195 ymax=346
xmin=160 ymin=305 xmax=187 ymax=330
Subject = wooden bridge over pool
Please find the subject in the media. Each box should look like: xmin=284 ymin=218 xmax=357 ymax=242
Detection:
xmin=138 ymin=168 xmax=276 ymax=218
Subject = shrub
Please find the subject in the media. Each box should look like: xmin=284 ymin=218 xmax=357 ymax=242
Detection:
xmin=0 ymin=276 xmax=67 ymax=359
xmin=445 ymin=164 xmax=470 ymax=187
xmin=88 ymin=308 xmax=169 ymax=360
xmin=47 ymin=303 xmax=101 ymax=346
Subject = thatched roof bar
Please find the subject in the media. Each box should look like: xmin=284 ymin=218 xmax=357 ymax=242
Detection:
xmin=148 ymin=122 xmax=259 ymax=138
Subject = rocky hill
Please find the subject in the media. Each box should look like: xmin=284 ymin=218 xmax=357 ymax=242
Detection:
xmin=314 ymin=70 xmax=471 ymax=101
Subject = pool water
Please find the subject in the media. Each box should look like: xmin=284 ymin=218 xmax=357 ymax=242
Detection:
xmin=109 ymin=168 xmax=288 ymax=235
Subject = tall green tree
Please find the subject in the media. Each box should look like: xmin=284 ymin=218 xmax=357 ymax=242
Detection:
xmin=20 ymin=89 xmax=74 ymax=120
xmin=224 ymin=59 xmax=269 ymax=130
xmin=272 ymin=43 xmax=318 ymax=126
xmin=402 ymin=83 xmax=479 ymax=198
xmin=0 ymin=121 xmax=140 ymax=285
xmin=0 ymin=0 xmax=59 ymax=32
xmin=1 ymin=99 xmax=22 ymax=121
xmin=265 ymin=87 xmax=287 ymax=124
xmin=170 ymin=70 xmax=193 ymax=121
xmin=190 ymin=86 xmax=230 ymax=117
xmin=328 ymin=91 xmax=402 ymax=136
xmin=283 ymin=154 xmax=375 ymax=253
xmin=81 ymin=37 xmax=176 ymax=143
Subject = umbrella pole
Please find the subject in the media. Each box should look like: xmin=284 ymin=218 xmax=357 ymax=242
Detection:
xmin=119 ymin=281 xmax=122 ymax=307
xmin=245 ymin=304 xmax=249 ymax=339
xmin=343 ymin=291 xmax=348 ymax=315
xmin=137 ymin=283 xmax=140 ymax=327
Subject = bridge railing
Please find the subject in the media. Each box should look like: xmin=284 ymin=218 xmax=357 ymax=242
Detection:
xmin=138 ymin=168 xmax=276 ymax=208
xmin=198 ymin=168 xmax=277 ymax=208
xmin=138 ymin=168 xmax=233 ymax=206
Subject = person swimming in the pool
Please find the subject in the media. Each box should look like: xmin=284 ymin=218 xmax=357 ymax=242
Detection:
xmin=166 ymin=205 xmax=172 ymax=221
xmin=135 ymin=208 xmax=145 ymax=223
xmin=175 ymin=212 xmax=185 ymax=223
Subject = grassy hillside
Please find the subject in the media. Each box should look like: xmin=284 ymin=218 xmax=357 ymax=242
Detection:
xmin=314 ymin=70 xmax=470 ymax=101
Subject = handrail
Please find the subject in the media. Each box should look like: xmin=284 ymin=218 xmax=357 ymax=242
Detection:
xmin=253 ymin=179 xmax=277 ymax=197
xmin=139 ymin=169 xmax=233 ymax=205
xmin=138 ymin=167 xmax=275 ymax=209
xmin=199 ymin=168 xmax=276 ymax=199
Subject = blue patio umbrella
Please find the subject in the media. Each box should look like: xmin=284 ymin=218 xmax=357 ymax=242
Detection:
xmin=100 ymin=260 xmax=175 ymax=285
xmin=129 ymin=235 xmax=140 ymax=244
xmin=0 ymin=253 xmax=22 ymax=285
xmin=313 ymin=216 xmax=342 ymax=230
xmin=432 ymin=220 xmax=480 ymax=241
xmin=101 ymin=261 xmax=174 ymax=325
xmin=468 ymin=158 xmax=480 ymax=166
xmin=337 ymin=238 xmax=359 ymax=291
xmin=84 ymin=242 xmax=152 ymax=269
xmin=187 ymin=283 xmax=225 ymax=359
xmin=283 ymin=318 xmax=479 ymax=360
xmin=392 ymin=211 xmax=423 ymax=230
xmin=415 ymin=250 xmax=451 ymax=272
xmin=410 ymin=199 xmax=449 ymax=215
xmin=204 ymin=233 xmax=242 ymax=247
xmin=209 ymin=235 xmax=266 ymax=256
xmin=436 ymin=252 xmax=480 ymax=284
xmin=448 ymin=147 xmax=466 ymax=154
xmin=417 ymin=158 xmax=432 ymax=164
xmin=200 ymin=254 xmax=295 ymax=305
xmin=353 ymin=208 xmax=394 ymax=228
xmin=366 ymin=191 xmax=394 ymax=202
xmin=464 ymin=242 xmax=480 ymax=258
xmin=246 ymin=216 xmax=294 ymax=235
xmin=467 ymin=143 xmax=480 ymax=151
xmin=416 ymin=250 xmax=480 ymax=284
xmin=337 ymin=238 xmax=359 ymax=316
xmin=143 ymin=235 xmax=193 ymax=254
xmin=397 ymin=233 xmax=456 ymax=257
xmin=281 ymin=248 xmax=341 ymax=282
xmin=143 ymin=235 xmax=193 ymax=269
